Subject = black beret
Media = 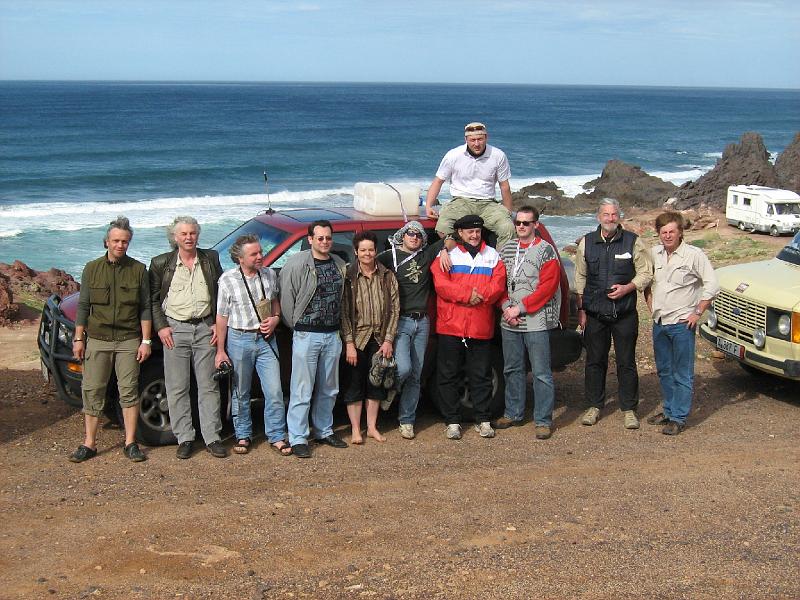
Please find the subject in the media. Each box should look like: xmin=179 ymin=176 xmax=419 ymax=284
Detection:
xmin=452 ymin=214 xmax=484 ymax=230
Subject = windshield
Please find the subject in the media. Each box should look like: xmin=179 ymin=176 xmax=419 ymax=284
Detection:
xmin=774 ymin=203 xmax=800 ymax=215
xmin=776 ymin=231 xmax=800 ymax=266
xmin=213 ymin=220 xmax=290 ymax=271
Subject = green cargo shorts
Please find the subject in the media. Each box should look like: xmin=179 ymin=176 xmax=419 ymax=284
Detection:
xmin=435 ymin=197 xmax=515 ymax=248
xmin=81 ymin=337 xmax=141 ymax=417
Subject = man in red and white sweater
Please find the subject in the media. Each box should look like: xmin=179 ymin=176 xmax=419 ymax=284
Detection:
xmin=496 ymin=206 xmax=562 ymax=440
xmin=431 ymin=214 xmax=507 ymax=440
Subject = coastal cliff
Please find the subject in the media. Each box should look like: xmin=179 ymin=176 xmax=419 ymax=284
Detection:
xmin=513 ymin=131 xmax=800 ymax=214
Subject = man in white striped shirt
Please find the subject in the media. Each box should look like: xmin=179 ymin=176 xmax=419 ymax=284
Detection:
xmin=215 ymin=234 xmax=291 ymax=456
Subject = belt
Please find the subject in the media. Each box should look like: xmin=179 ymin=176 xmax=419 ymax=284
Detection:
xmin=171 ymin=315 xmax=210 ymax=325
xmin=232 ymin=327 xmax=259 ymax=333
xmin=401 ymin=312 xmax=427 ymax=320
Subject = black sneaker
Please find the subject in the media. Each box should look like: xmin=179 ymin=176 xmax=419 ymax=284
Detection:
xmin=292 ymin=443 xmax=311 ymax=458
xmin=314 ymin=434 xmax=348 ymax=448
xmin=206 ymin=440 xmax=228 ymax=458
xmin=68 ymin=445 xmax=97 ymax=463
xmin=123 ymin=442 xmax=147 ymax=462
xmin=176 ymin=441 xmax=194 ymax=459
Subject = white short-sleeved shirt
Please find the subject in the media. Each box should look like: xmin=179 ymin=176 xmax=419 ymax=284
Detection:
xmin=217 ymin=267 xmax=279 ymax=330
xmin=435 ymin=144 xmax=511 ymax=199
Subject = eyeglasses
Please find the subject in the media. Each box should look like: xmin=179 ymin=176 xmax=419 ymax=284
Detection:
xmin=405 ymin=231 xmax=423 ymax=238
xmin=514 ymin=220 xmax=535 ymax=227
xmin=314 ymin=236 xmax=332 ymax=242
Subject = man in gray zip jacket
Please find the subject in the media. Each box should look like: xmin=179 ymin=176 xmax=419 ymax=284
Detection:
xmin=279 ymin=219 xmax=348 ymax=459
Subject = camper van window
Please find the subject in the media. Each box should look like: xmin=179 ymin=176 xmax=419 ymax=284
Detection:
xmin=732 ymin=194 xmax=738 ymax=204
xmin=744 ymin=198 xmax=751 ymax=206
xmin=767 ymin=204 xmax=774 ymax=215
xmin=775 ymin=203 xmax=800 ymax=215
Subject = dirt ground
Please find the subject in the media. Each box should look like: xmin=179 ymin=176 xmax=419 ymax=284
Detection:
xmin=1 ymin=220 xmax=798 ymax=599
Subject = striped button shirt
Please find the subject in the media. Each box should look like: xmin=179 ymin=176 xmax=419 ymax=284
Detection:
xmin=216 ymin=267 xmax=279 ymax=330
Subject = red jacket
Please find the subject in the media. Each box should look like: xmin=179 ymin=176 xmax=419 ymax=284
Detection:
xmin=431 ymin=242 xmax=507 ymax=340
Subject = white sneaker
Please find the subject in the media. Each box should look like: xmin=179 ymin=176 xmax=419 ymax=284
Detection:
xmin=445 ymin=424 xmax=462 ymax=440
xmin=581 ymin=407 xmax=601 ymax=426
xmin=474 ymin=421 xmax=495 ymax=438
xmin=623 ymin=410 xmax=640 ymax=430
xmin=399 ymin=424 xmax=415 ymax=439
xmin=381 ymin=389 xmax=397 ymax=411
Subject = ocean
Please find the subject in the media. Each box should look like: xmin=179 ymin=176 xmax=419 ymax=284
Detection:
xmin=1 ymin=81 xmax=799 ymax=279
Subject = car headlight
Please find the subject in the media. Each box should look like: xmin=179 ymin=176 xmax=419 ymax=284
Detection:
xmin=778 ymin=314 xmax=791 ymax=336
xmin=56 ymin=324 xmax=73 ymax=347
xmin=752 ymin=327 xmax=766 ymax=349
xmin=707 ymin=307 xmax=717 ymax=329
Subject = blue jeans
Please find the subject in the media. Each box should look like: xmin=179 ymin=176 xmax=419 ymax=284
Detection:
xmin=287 ymin=330 xmax=342 ymax=446
xmin=394 ymin=316 xmax=429 ymax=425
xmin=226 ymin=328 xmax=286 ymax=443
xmin=501 ymin=328 xmax=555 ymax=427
xmin=653 ymin=322 xmax=696 ymax=424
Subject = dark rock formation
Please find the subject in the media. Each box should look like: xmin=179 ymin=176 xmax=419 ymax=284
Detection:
xmin=671 ymin=132 xmax=780 ymax=210
xmin=0 ymin=261 xmax=79 ymax=326
xmin=511 ymin=181 xmax=596 ymax=215
xmin=575 ymin=160 xmax=677 ymax=208
xmin=775 ymin=132 xmax=800 ymax=193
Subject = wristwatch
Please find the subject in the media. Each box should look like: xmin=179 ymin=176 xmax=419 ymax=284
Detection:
xmin=141 ymin=339 xmax=152 ymax=345
xmin=693 ymin=308 xmax=703 ymax=316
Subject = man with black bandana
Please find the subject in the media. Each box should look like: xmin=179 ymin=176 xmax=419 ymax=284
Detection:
xmin=425 ymin=122 xmax=515 ymax=248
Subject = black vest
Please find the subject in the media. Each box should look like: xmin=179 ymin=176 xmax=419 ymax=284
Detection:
xmin=582 ymin=226 xmax=637 ymax=319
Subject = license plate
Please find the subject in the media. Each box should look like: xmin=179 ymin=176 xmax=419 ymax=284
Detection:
xmin=40 ymin=360 xmax=50 ymax=383
xmin=716 ymin=337 xmax=744 ymax=359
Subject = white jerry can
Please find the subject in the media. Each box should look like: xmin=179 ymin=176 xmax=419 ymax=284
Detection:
xmin=354 ymin=182 xmax=421 ymax=217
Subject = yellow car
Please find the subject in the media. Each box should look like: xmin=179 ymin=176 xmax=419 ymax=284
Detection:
xmin=700 ymin=231 xmax=800 ymax=380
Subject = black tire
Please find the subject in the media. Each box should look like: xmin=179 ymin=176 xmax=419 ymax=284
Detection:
xmin=426 ymin=347 xmax=505 ymax=421
xmin=738 ymin=221 xmax=746 ymax=231
xmin=770 ymin=226 xmax=779 ymax=237
xmin=115 ymin=360 xmax=176 ymax=446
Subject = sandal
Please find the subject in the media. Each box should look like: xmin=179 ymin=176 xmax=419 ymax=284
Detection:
xmin=233 ymin=438 xmax=251 ymax=455
xmin=271 ymin=440 xmax=292 ymax=456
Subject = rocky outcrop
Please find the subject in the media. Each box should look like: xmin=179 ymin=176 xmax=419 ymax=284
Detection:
xmin=775 ymin=132 xmax=800 ymax=193
xmin=575 ymin=160 xmax=677 ymax=208
xmin=0 ymin=261 xmax=79 ymax=326
xmin=671 ymin=132 xmax=780 ymax=210
xmin=512 ymin=181 xmax=598 ymax=215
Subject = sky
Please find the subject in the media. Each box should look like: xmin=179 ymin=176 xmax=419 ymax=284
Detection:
xmin=1 ymin=0 xmax=799 ymax=88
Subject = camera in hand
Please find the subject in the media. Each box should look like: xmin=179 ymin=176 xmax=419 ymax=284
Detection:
xmin=213 ymin=361 xmax=233 ymax=381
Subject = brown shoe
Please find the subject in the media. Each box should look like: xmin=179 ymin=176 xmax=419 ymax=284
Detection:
xmin=492 ymin=416 xmax=523 ymax=429
xmin=646 ymin=412 xmax=670 ymax=425
xmin=534 ymin=425 xmax=552 ymax=440
xmin=662 ymin=421 xmax=686 ymax=435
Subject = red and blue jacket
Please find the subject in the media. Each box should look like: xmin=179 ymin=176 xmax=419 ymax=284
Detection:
xmin=431 ymin=241 xmax=507 ymax=340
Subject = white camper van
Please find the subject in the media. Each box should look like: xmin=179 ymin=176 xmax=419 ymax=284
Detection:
xmin=726 ymin=185 xmax=800 ymax=236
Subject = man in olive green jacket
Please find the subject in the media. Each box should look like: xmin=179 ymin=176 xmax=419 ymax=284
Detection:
xmin=69 ymin=216 xmax=152 ymax=463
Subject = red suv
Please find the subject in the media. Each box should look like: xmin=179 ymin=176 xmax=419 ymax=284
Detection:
xmin=39 ymin=207 xmax=583 ymax=445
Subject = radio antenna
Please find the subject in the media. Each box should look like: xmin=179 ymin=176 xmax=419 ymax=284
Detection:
xmin=263 ymin=169 xmax=274 ymax=214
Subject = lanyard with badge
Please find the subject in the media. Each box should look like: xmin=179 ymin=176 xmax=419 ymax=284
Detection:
xmin=391 ymin=245 xmax=421 ymax=271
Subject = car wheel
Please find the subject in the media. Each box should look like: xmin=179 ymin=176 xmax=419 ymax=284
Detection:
xmin=770 ymin=226 xmax=779 ymax=237
xmin=115 ymin=361 xmax=176 ymax=446
xmin=427 ymin=348 xmax=505 ymax=421
xmin=738 ymin=221 xmax=746 ymax=231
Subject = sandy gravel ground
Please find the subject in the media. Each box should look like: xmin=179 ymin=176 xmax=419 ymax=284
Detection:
xmin=1 ymin=220 xmax=798 ymax=599
xmin=1 ymin=316 xmax=798 ymax=600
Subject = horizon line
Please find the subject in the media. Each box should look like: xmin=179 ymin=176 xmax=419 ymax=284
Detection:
xmin=1 ymin=79 xmax=799 ymax=92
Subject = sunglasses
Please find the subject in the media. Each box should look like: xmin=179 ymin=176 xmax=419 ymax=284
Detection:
xmin=314 ymin=236 xmax=333 ymax=242
xmin=514 ymin=220 xmax=535 ymax=227
xmin=405 ymin=231 xmax=423 ymax=238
